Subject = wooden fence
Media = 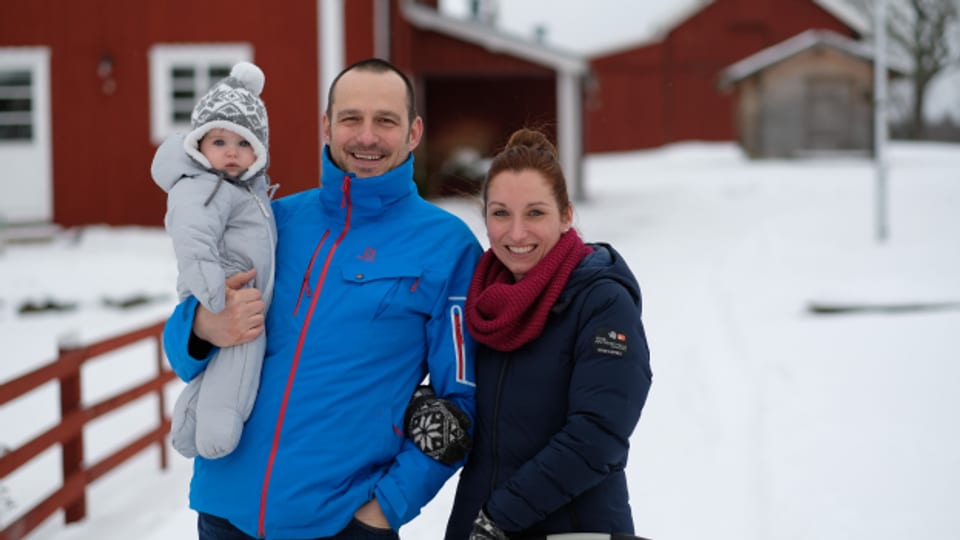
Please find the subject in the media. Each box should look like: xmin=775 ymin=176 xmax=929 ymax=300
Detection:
xmin=0 ymin=320 xmax=176 ymax=540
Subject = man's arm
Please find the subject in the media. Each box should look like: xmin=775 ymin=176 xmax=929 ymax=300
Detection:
xmin=373 ymin=235 xmax=482 ymax=529
xmin=163 ymin=269 xmax=266 ymax=381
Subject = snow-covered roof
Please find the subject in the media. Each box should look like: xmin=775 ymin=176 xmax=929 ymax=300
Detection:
xmin=718 ymin=28 xmax=898 ymax=89
xmin=403 ymin=0 xmax=587 ymax=75
xmin=574 ymin=0 xmax=710 ymax=56
xmin=438 ymin=0 xmax=867 ymax=58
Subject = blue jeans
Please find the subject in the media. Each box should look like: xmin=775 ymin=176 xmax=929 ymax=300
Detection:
xmin=198 ymin=512 xmax=399 ymax=540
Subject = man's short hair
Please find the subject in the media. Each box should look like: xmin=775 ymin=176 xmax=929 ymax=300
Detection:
xmin=326 ymin=58 xmax=418 ymax=123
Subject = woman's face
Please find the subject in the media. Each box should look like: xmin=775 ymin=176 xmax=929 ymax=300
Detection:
xmin=485 ymin=169 xmax=573 ymax=281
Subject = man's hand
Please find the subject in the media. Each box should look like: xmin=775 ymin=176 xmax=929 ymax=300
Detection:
xmin=353 ymin=498 xmax=391 ymax=529
xmin=405 ymin=385 xmax=472 ymax=465
xmin=193 ymin=269 xmax=265 ymax=347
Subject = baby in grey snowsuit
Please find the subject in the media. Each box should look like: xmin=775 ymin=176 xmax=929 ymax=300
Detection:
xmin=152 ymin=62 xmax=277 ymax=459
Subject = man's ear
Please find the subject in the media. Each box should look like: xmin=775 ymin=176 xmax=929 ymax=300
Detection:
xmin=321 ymin=113 xmax=331 ymax=145
xmin=407 ymin=116 xmax=424 ymax=151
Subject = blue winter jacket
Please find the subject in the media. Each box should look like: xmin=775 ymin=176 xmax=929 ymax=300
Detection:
xmin=164 ymin=148 xmax=482 ymax=539
xmin=445 ymin=244 xmax=651 ymax=539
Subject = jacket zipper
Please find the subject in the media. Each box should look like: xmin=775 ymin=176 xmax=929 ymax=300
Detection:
xmin=246 ymin=183 xmax=272 ymax=218
xmin=248 ymin=184 xmax=277 ymax=306
xmin=490 ymin=355 xmax=509 ymax=493
xmin=257 ymin=175 xmax=353 ymax=537
xmin=294 ymin=231 xmax=330 ymax=315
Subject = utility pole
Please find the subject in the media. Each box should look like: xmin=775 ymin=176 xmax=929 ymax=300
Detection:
xmin=319 ymin=0 xmax=345 ymax=184
xmin=874 ymin=0 xmax=889 ymax=242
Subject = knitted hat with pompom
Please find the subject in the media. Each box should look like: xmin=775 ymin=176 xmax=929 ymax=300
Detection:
xmin=184 ymin=62 xmax=269 ymax=181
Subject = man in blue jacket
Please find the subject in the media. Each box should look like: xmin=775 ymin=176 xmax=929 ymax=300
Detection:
xmin=163 ymin=58 xmax=481 ymax=540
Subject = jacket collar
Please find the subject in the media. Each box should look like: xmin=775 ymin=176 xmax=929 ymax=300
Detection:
xmin=318 ymin=146 xmax=416 ymax=215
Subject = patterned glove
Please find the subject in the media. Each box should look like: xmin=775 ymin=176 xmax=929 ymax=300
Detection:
xmin=469 ymin=508 xmax=508 ymax=540
xmin=404 ymin=384 xmax=472 ymax=465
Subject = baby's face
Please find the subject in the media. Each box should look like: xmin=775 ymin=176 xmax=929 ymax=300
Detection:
xmin=199 ymin=128 xmax=256 ymax=177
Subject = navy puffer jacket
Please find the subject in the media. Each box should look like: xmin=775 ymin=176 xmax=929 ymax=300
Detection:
xmin=446 ymin=243 xmax=652 ymax=539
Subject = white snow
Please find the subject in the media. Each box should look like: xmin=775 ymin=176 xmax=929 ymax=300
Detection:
xmin=2 ymin=140 xmax=960 ymax=540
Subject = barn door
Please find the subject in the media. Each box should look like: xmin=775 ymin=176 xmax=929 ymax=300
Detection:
xmin=804 ymin=76 xmax=854 ymax=151
xmin=0 ymin=47 xmax=52 ymax=224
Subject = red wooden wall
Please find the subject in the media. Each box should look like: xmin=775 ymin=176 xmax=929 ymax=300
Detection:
xmin=586 ymin=0 xmax=857 ymax=153
xmin=1 ymin=0 xmax=320 ymax=228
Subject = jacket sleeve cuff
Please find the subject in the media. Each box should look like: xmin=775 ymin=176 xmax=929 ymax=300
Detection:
xmin=187 ymin=330 xmax=215 ymax=359
xmin=373 ymin=478 xmax=404 ymax=530
xmin=373 ymin=444 xmax=454 ymax=529
xmin=163 ymin=295 xmax=216 ymax=381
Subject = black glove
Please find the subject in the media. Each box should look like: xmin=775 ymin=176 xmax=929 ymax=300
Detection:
xmin=469 ymin=508 xmax=508 ymax=540
xmin=404 ymin=384 xmax=472 ymax=465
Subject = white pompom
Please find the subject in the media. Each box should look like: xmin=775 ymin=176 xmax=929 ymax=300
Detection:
xmin=230 ymin=62 xmax=265 ymax=96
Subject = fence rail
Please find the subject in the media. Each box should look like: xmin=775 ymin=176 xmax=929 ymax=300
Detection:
xmin=0 ymin=320 xmax=176 ymax=540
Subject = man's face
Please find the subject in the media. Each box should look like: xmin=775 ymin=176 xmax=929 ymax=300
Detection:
xmin=322 ymin=69 xmax=423 ymax=178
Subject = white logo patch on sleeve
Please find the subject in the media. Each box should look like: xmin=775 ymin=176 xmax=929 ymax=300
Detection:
xmin=593 ymin=328 xmax=628 ymax=357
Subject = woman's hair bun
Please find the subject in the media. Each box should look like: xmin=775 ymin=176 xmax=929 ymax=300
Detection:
xmin=505 ymin=128 xmax=558 ymax=160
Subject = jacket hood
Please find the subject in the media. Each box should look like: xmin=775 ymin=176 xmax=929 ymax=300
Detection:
xmin=152 ymin=133 xmax=267 ymax=193
xmin=183 ymin=121 xmax=270 ymax=182
xmin=554 ymin=242 xmax=641 ymax=312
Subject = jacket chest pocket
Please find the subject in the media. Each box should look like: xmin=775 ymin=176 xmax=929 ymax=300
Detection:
xmin=338 ymin=262 xmax=435 ymax=320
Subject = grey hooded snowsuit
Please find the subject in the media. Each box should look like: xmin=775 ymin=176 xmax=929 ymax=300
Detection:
xmin=152 ymin=133 xmax=277 ymax=459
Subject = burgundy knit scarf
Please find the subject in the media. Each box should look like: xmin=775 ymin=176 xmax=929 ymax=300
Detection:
xmin=466 ymin=229 xmax=593 ymax=352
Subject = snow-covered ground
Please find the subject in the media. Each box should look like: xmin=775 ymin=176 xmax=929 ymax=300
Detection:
xmin=2 ymin=141 xmax=959 ymax=540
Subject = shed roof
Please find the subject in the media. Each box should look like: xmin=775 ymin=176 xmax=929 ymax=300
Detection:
xmin=718 ymin=28 xmax=904 ymax=90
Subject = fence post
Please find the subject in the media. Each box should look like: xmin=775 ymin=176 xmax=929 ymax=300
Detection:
xmin=57 ymin=342 xmax=87 ymax=524
xmin=155 ymin=333 xmax=169 ymax=470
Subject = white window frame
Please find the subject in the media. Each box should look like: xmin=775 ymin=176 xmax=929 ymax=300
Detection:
xmin=0 ymin=48 xmax=49 ymax=145
xmin=148 ymin=43 xmax=253 ymax=145
xmin=0 ymin=47 xmax=52 ymax=223
xmin=0 ymin=68 xmax=33 ymax=142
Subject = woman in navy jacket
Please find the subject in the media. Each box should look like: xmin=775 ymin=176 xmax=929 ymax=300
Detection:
xmin=445 ymin=128 xmax=652 ymax=540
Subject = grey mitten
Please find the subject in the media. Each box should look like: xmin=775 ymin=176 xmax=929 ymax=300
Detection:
xmin=469 ymin=508 xmax=508 ymax=540
xmin=404 ymin=384 xmax=472 ymax=465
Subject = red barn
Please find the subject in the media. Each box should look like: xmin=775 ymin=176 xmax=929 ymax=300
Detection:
xmin=0 ymin=0 xmax=862 ymax=228
xmin=585 ymin=0 xmax=862 ymax=153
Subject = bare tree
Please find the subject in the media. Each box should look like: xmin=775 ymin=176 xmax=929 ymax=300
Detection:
xmin=848 ymin=0 xmax=960 ymax=138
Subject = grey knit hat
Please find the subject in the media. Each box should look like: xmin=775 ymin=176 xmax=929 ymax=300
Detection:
xmin=184 ymin=62 xmax=269 ymax=181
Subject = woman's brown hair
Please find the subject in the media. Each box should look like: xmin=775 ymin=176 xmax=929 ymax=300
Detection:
xmin=483 ymin=128 xmax=572 ymax=217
